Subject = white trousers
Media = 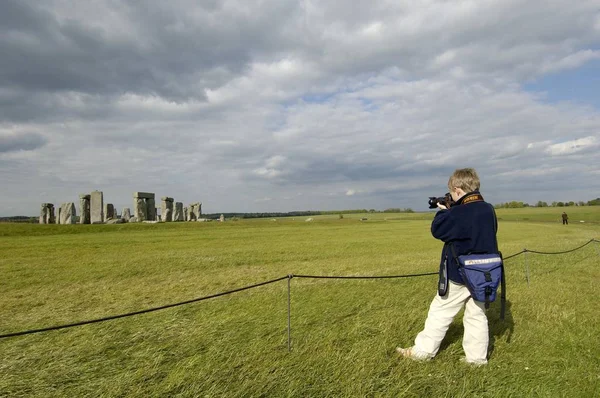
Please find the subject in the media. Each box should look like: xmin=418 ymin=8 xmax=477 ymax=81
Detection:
xmin=413 ymin=281 xmax=489 ymax=363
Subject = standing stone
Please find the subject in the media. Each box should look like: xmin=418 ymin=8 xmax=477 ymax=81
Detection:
xmin=79 ymin=194 xmax=91 ymax=224
xmin=219 ymin=214 xmax=225 ymax=222
xmin=90 ymin=191 xmax=104 ymax=224
xmin=146 ymin=199 xmax=156 ymax=221
xmin=183 ymin=207 xmax=189 ymax=221
xmin=104 ymin=203 xmax=115 ymax=220
xmin=174 ymin=202 xmax=184 ymax=221
xmin=57 ymin=203 xmax=64 ymax=225
xmin=134 ymin=198 xmax=146 ymax=222
xmin=187 ymin=203 xmax=194 ymax=221
xmin=161 ymin=197 xmax=174 ymax=222
xmin=67 ymin=202 xmax=76 ymax=224
xmin=189 ymin=204 xmax=195 ymax=220
xmin=44 ymin=203 xmax=55 ymax=224
xmin=189 ymin=202 xmax=202 ymax=221
xmin=60 ymin=202 xmax=76 ymax=224
xmin=122 ymin=208 xmax=131 ymax=222
xmin=39 ymin=203 xmax=48 ymax=224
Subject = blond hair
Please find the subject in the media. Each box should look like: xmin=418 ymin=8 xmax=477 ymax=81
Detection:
xmin=448 ymin=168 xmax=480 ymax=193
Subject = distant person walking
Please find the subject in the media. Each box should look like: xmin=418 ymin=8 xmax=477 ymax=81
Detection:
xmin=562 ymin=212 xmax=568 ymax=225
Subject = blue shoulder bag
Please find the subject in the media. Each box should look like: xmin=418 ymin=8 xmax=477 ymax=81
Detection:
xmin=450 ymin=244 xmax=506 ymax=319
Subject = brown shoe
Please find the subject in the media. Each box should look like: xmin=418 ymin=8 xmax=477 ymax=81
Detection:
xmin=396 ymin=346 xmax=431 ymax=361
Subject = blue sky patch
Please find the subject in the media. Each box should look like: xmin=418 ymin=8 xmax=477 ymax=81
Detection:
xmin=523 ymin=58 xmax=600 ymax=109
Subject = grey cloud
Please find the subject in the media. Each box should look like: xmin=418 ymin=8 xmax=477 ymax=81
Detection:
xmin=0 ymin=132 xmax=47 ymax=153
xmin=277 ymin=1 xmax=600 ymax=84
xmin=0 ymin=1 xmax=301 ymax=102
xmin=242 ymin=147 xmax=454 ymax=187
xmin=1 ymin=0 xmax=598 ymax=126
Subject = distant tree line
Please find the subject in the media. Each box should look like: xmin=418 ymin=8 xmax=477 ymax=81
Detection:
xmin=202 ymin=211 xmax=322 ymax=220
xmin=0 ymin=216 xmax=37 ymax=223
xmin=203 ymin=208 xmax=414 ymax=219
xmin=494 ymin=198 xmax=600 ymax=209
xmin=324 ymin=208 xmax=414 ymax=214
xmin=381 ymin=208 xmax=415 ymax=213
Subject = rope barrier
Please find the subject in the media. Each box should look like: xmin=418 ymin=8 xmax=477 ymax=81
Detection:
xmin=292 ymin=272 xmax=437 ymax=279
xmin=1 ymin=239 xmax=598 ymax=340
xmin=0 ymin=276 xmax=288 ymax=339
xmin=503 ymin=250 xmax=526 ymax=260
xmin=523 ymin=239 xmax=595 ymax=255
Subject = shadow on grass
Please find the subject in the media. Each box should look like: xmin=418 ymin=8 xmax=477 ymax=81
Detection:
xmin=488 ymin=300 xmax=514 ymax=359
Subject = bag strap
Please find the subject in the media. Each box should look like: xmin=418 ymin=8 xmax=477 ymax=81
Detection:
xmin=499 ymin=251 xmax=506 ymax=321
xmin=449 ymin=242 xmax=459 ymax=265
xmin=438 ymin=243 xmax=449 ymax=297
xmin=491 ymin=205 xmax=499 ymax=253
xmin=490 ymin=204 xmax=506 ymax=321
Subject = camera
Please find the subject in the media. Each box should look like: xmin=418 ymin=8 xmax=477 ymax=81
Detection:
xmin=428 ymin=193 xmax=454 ymax=209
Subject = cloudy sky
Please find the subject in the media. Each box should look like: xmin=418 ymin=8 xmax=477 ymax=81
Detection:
xmin=1 ymin=0 xmax=600 ymax=216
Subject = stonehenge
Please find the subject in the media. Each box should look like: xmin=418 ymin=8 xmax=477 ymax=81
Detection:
xmin=40 ymin=191 xmax=201 ymax=225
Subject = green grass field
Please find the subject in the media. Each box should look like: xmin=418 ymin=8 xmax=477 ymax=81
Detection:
xmin=1 ymin=207 xmax=599 ymax=397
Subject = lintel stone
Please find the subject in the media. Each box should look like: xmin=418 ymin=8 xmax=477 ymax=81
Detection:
xmin=133 ymin=192 xmax=155 ymax=199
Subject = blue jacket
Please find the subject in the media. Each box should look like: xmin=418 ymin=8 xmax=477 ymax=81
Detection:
xmin=431 ymin=191 xmax=498 ymax=284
